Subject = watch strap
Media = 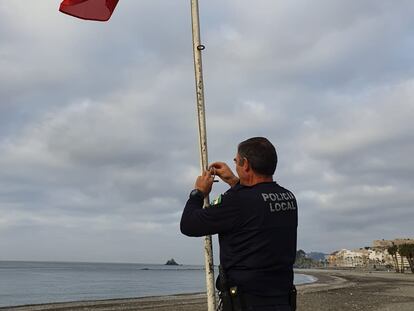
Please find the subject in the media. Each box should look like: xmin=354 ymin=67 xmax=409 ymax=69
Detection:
xmin=190 ymin=189 xmax=204 ymax=200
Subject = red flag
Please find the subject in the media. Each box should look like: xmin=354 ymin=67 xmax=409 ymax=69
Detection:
xmin=59 ymin=0 xmax=119 ymax=21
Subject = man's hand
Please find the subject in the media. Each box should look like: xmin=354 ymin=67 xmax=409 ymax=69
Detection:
xmin=209 ymin=162 xmax=239 ymax=187
xmin=195 ymin=170 xmax=214 ymax=197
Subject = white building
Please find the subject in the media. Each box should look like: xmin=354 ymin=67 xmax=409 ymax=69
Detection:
xmin=329 ymin=249 xmax=365 ymax=268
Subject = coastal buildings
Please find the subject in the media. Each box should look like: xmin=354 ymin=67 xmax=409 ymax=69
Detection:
xmin=373 ymin=238 xmax=412 ymax=270
xmin=328 ymin=238 xmax=413 ymax=270
xmin=328 ymin=248 xmax=392 ymax=268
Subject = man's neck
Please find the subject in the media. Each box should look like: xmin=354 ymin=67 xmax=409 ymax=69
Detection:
xmin=240 ymin=175 xmax=273 ymax=187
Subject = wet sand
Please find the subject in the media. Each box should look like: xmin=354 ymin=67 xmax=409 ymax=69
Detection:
xmin=2 ymin=269 xmax=413 ymax=311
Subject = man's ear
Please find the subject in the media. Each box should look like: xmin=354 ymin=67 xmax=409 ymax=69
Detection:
xmin=243 ymin=158 xmax=250 ymax=172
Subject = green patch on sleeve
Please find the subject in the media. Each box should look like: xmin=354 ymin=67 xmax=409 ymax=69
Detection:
xmin=211 ymin=194 xmax=222 ymax=206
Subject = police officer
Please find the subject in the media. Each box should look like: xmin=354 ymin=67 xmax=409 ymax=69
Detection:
xmin=180 ymin=137 xmax=297 ymax=311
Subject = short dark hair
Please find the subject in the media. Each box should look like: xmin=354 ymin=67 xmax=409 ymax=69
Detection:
xmin=238 ymin=137 xmax=277 ymax=176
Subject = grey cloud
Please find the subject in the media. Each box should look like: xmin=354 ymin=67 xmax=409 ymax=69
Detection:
xmin=204 ymin=0 xmax=414 ymax=93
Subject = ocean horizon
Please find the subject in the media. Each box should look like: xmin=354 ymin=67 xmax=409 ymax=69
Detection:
xmin=0 ymin=260 xmax=317 ymax=308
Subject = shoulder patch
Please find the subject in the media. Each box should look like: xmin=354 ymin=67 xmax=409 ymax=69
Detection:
xmin=211 ymin=194 xmax=222 ymax=206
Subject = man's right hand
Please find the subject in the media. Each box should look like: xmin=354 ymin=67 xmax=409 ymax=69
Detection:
xmin=209 ymin=162 xmax=239 ymax=187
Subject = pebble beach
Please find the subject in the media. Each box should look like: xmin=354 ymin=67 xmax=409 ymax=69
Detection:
xmin=2 ymin=269 xmax=413 ymax=311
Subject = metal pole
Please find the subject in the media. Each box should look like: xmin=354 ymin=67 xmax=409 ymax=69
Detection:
xmin=190 ymin=1 xmax=216 ymax=310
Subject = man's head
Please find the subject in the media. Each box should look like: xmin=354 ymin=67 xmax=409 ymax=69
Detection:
xmin=234 ymin=137 xmax=277 ymax=181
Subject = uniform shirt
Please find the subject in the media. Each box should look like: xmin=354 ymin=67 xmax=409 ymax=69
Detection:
xmin=180 ymin=181 xmax=297 ymax=296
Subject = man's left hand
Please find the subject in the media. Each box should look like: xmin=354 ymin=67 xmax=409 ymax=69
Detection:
xmin=195 ymin=170 xmax=214 ymax=197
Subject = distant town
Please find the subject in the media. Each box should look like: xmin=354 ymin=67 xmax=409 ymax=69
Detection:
xmin=296 ymin=238 xmax=414 ymax=273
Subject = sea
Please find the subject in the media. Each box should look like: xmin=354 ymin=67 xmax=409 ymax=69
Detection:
xmin=0 ymin=261 xmax=317 ymax=308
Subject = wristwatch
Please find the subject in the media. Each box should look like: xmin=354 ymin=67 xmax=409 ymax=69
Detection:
xmin=189 ymin=189 xmax=204 ymax=200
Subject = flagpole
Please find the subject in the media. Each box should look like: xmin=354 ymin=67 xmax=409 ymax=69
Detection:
xmin=190 ymin=1 xmax=216 ymax=311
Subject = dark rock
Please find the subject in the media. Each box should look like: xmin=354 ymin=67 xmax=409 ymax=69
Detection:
xmin=165 ymin=258 xmax=179 ymax=266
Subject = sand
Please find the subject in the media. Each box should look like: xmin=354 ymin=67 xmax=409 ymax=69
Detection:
xmin=2 ymin=269 xmax=413 ymax=311
xmin=297 ymin=269 xmax=414 ymax=311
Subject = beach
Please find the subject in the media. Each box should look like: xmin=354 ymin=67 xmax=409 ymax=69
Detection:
xmin=2 ymin=269 xmax=413 ymax=311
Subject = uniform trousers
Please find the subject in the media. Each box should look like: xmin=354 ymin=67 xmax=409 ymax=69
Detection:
xmin=245 ymin=305 xmax=291 ymax=311
xmin=242 ymin=293 xmax=292 ymax=311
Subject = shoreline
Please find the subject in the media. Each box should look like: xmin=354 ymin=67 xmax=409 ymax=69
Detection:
xmin=2 ymin=269 xmax=413 ymax=310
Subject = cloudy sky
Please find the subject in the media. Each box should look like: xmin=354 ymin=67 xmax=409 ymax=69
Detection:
xmin=0 ymin=0 xmax=413 ymax=264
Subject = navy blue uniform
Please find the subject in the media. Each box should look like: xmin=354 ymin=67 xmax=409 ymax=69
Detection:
xmin=180 ymin=181 xmax=297 ymax=298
